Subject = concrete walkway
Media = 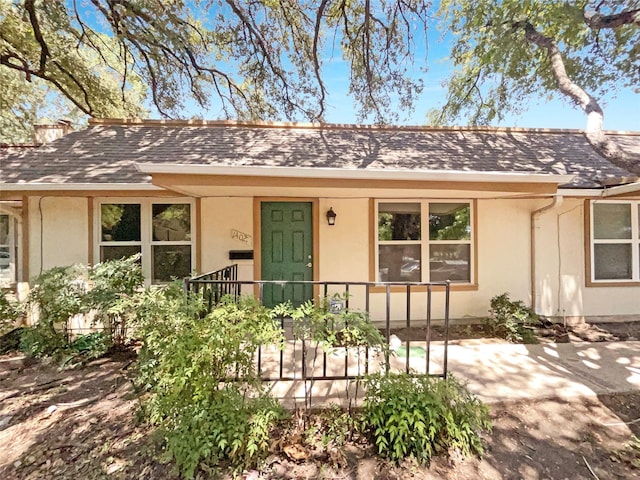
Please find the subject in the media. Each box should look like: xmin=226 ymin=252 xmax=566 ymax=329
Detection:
xmin=267 ymin=340 xmax=640 ymax=406
xmin=449 ymin=340 xmax=640 ymax=403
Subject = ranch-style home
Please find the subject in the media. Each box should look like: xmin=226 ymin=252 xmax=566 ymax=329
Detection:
xmin=1 ymin=118 xmax=639 ymax=324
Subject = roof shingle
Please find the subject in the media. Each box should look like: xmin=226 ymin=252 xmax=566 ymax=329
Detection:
xmin=1 ymin=121 xmax=639 ymax=188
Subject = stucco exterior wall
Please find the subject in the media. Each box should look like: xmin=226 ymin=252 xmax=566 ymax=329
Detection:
xmin=199 ymin=197 xmax=255 ymax=280
xmin=20 ymin=192 xmax=639 ymax=322
xmin=534 ymin=197 xmax=640 ymax=319
xmin=28 ymin=196 xmax=89 ymax=277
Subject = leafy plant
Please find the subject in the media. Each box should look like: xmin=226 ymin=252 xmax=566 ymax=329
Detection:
xmin=87 ymin=254 xmax=144 ymax=346
xmin=0 ymin=292 xmax=24 ymax=334
xmin=484 ymin=293 xmax=540 ymax=343
xmin=20 ymin=256 xmax=144 ymax=359
xmin=165 ymin=389 xmax=287 ymax=478
xmin=19 ymin=324 xmax=68 ymax=358
xmin=133 ymin=286 xmax=286 ymax=477
xmin=361 ymin=373 xmax=491 ymax=464
xmin=69 ymin=332 xmax=111 ymax=359
xmin=23 ymin=264 xmax=88 ymax=357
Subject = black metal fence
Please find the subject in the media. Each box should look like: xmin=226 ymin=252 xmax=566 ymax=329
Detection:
xmin=185 ymin=270 xmax=451 ymax=381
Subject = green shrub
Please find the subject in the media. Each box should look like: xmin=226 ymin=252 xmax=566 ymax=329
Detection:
xmin=133 ymin=286 xmax=286 ymax=477
xmin=20 ymin=324 xmax=68 ymax=358
xmin=284 ymin=296 xmax=387 ymax=350
xmin=361 ymin=373 xmax=491 ymax=464
xmin=86 ymin=254 xmax=144 ymax=346
xmin=26 ymin=264 xmax=88 ymax=348
xmin=484 ymin=293 xmax=540 ymax=343
xmin=20 ymin=256 xmax=144 ymax=359
xmin=0 ymin=292 xmax=24 ymax=334
xmin=165 ymin=390 xmax=287 ymax=478
xmin=69 ymin=331 xmax=111 ymax=359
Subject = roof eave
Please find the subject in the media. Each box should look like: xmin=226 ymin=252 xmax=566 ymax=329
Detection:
xmin=602 ymin=181 xmax=640 ymax=197
xmin=135 ymin=163 xmax=576 ymax=185
xmin=0 ymin=183 xmax=161 ymax=192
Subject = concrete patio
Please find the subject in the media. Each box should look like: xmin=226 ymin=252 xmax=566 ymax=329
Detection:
xmin=265 ymin=340 xmax=640 ymax=407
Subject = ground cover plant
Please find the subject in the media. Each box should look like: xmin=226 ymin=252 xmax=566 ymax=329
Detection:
xmin=361 ymin=373 xmax=492 ymax=464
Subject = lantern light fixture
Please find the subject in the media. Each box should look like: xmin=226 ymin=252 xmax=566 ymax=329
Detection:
xmin=326 ymin=207 xmax=337 ymax=226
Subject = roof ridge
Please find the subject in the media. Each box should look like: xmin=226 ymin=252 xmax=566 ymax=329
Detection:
xmin=88 ymin=118 xmax=640 ymax=135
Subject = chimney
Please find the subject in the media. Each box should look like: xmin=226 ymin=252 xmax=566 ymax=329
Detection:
xmin=33 ymin=119 xmax=74 ymax=145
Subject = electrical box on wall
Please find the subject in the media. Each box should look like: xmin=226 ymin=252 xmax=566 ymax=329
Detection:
xmin=229 ymin=250 xmax=253 ymax=260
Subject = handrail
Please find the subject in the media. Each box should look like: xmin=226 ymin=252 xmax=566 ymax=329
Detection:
xmin=184 ymin=276 xmax=451 ymax=381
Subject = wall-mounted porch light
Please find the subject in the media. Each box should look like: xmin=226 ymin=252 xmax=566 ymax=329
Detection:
xmin=326 ymin=207 xmax=337 ymax=226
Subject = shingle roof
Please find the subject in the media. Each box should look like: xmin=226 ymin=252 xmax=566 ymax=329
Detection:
xmin=2 ymin=120 xmax=639 ymax=189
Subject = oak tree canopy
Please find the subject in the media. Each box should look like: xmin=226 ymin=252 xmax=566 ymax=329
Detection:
xmin=1 ymin=0 xmax=638 ymax=175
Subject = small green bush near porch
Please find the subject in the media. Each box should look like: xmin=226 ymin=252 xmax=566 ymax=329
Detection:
xmin=17 ymin=255 xmax=144 ymax=360
xmin=484 ymin=293 xmax=540 ymax=343
xmin=361 ymin=373 xmax=491 ymax=464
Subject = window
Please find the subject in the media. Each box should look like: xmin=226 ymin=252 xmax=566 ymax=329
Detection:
xmin=590 ymin=200 xmax=640 ymax=282
xmin=377 ymin=201 xmax=473 ymax=283
xmin=0 ymin=214 xmax=17 ymax=284
xmin=98 ymin=199 xmax=193 ymax=283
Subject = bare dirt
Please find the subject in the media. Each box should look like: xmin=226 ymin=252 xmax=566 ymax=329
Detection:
xmin=1 ymin=325 xmax=639 ymax=479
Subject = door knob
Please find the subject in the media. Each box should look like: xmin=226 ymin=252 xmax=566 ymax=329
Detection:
xmin=306 ymin=262 xmax=312 ymax=268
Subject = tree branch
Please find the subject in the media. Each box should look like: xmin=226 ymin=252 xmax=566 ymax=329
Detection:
xmin=24 ymin=0 xmax=49 ymax=74
xmin=516 ymin=21 xmax=639 ymax=175
xmin=584 ymin=8 xmax=640 ymax=29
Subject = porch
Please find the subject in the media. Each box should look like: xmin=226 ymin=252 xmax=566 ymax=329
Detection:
xmin=185 ymin=265 xmax=452 ymax=405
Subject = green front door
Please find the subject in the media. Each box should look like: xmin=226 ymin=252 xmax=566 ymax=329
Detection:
xmin=261 ymin=202 xmax=313 ymax=307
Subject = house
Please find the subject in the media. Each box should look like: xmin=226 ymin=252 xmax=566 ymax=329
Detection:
xmin=1 ymin=118 xmax=639 ymax=324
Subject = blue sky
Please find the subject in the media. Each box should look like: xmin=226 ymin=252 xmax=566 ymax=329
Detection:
xmin=152 ymin=3 xmax=640 ymax=132
xmin=301 ymin=51 xmax=640 ymax=131
xmin=194 ymin=46 xmax=639 ymax=132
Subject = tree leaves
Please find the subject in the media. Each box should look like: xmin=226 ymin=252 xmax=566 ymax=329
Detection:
xmin=434 ymin=0 xmax=639 ymax=127
xmin=0 ymin=0 xmax=429 ymax=134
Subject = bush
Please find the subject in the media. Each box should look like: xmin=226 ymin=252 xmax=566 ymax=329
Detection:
xmin=69 ymin=331 xmax=111 ymax=359
xmin=0 ymin=292 xmax=24 ymax=334
xmin=19 ymin=324 xmax=68 ymax=358
xmin=284 ymin=296 xmax=387 ymax=351
xmin=86 ymin=254 xmax=144 ymax=346
xmin=484 ymin=293 xmax=540 ymax=343
xmin=361 ymin=373 xmax=491 ymax=464
xmin=165 ymin=390 xmax=286 ymax=478
xmin=133 ymin=286 xmax=286 ymax=477
xmin=20 ymin=256 xmax=144 ymax=359
xmin=26 ymin=264 xmax=88 ymax=350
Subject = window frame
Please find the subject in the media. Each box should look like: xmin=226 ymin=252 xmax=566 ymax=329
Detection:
xmin=0 ymin=214 xmax=17 ymax=285
xmin=587 ymin=199 xmax=640 ymax=286
xmin=95 ymin=198 xmax=195 ymax=285
xmin=373 ymin=199 xmax=477 ymax=288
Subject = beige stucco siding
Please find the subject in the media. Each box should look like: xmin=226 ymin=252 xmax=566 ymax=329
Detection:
xmin=534 ymin=197 xmax=640 ymax=319
xmin=21 ymin=192 xmax=639 ymax=322
xmin=317 ymin=198 xmax=370 ymax=282
xmin=28 ymin=196 xmax=88 ymax=276
xmin=199 ymin=197 xmax=254 ymax=280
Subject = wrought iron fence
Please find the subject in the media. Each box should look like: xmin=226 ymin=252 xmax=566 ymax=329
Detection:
xmin=185 ymin=271 xmax=451 ymax=381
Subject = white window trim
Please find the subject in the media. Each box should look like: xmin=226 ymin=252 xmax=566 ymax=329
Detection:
xmin=590 ymin=200 xmax=640 ymax=283
xmin=95 ymin=197 xmax=196 ymax=285
xmin=375 ymin=199 xmax=475 ymax=284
